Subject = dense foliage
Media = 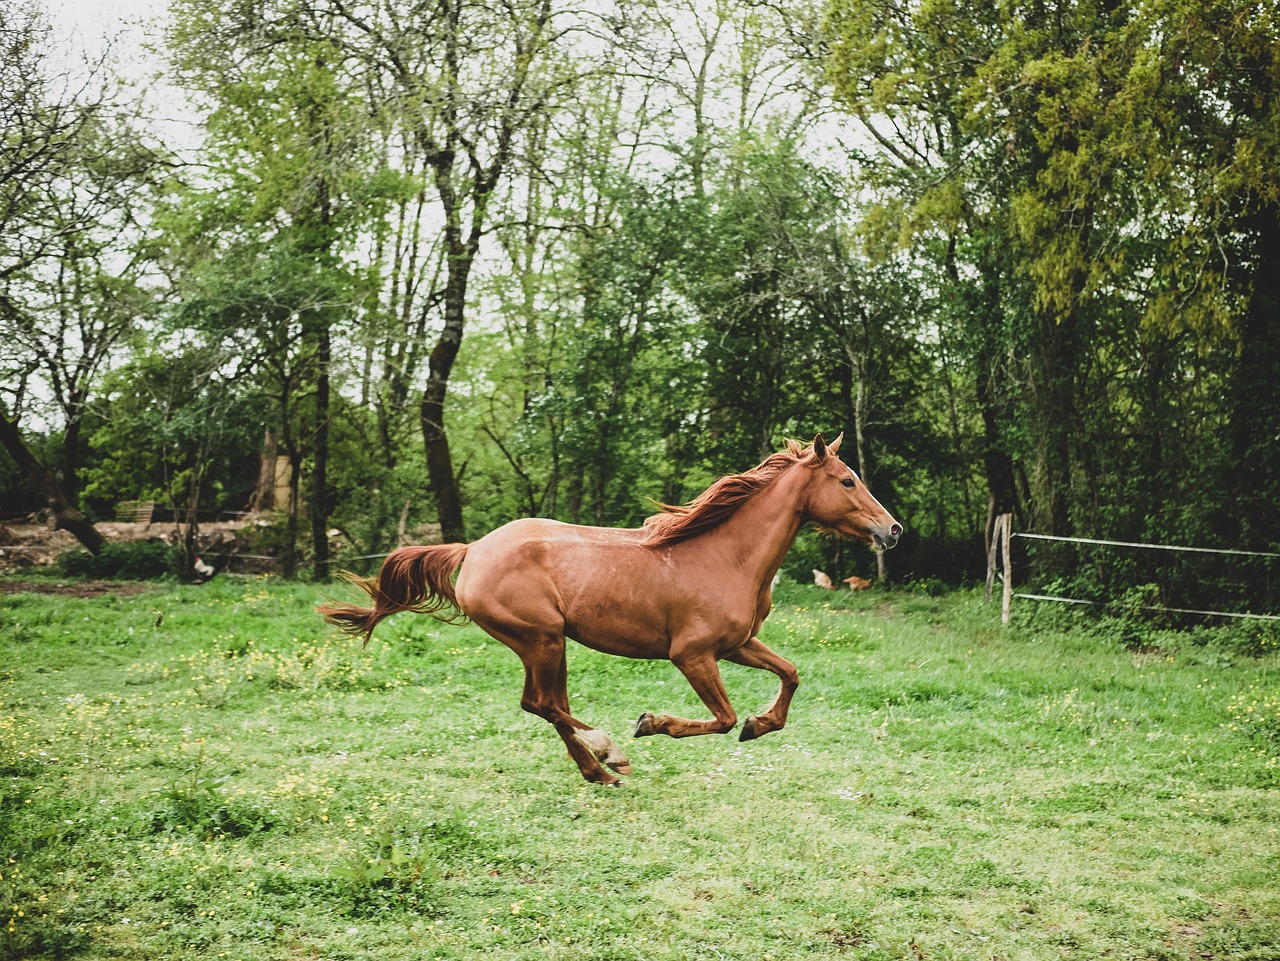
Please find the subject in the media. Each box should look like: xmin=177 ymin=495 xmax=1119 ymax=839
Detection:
xmin=2 ymin=0 xmax=1277 ymax=598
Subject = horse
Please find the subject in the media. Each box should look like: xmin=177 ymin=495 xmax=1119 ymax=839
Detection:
xmin=320 ymin=433 xmax=901 ymax=785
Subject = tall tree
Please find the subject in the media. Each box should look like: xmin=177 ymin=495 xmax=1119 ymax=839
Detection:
xmin=1 ymin=0 xmax=164 ymax=550
xmin=329 ymin=0 xmax=571 ymax=543
xmin=1149 ymin=0 xmax=1280 ymax=548
xmin=83 ymin=349 xmax=259 ymax=577
xmin=824 ymin=0 xmax=1024 ymax=545
xmin=167 ymin=0 xmax=380 ymax=576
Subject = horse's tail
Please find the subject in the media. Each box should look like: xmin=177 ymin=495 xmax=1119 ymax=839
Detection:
xmin=319 ymin=544 xmax=470 ymax=646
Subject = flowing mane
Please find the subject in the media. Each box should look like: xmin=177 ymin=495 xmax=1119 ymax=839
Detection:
xmin=641 ymin=439 xmax=813 ymax=547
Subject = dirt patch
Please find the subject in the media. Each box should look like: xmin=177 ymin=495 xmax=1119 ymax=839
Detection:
xmin=0 ymin=579 xmax=158 ymax=598
xmin=0 ymin=515 xmax=430 ymax=576
xmin=0 ymin=518 xmax=268 ymax=573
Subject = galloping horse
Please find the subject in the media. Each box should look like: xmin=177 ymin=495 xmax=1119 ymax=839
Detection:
xmin=320 ymin=433 xmax=901 ymax=785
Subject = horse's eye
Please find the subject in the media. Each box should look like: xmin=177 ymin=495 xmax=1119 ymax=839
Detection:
xmin=840 ymin=477 xmax=855 ymax=489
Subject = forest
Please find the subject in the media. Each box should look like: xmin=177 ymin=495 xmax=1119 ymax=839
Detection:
xmin=2 ymin=0 xmax=1278 ymax=602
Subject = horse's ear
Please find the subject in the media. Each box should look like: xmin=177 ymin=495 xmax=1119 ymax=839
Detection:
xmin=813 ymin=433 xmax=828 ymax=460
xmin=828 ymin=432 xmax=844 ymax=455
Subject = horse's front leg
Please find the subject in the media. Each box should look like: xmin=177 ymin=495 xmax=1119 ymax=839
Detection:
xmin=724 ymin=636 xmax=798 ymax=741
xmin=634 ymin=649 xmax=738 ymax=739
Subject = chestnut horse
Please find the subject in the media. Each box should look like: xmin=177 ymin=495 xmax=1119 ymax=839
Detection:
xmin=321 ymin=433 xmax=901 ymax=785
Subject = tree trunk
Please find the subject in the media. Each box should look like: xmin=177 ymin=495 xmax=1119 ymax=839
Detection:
xmin=61 ymin=396 xmax=85 ymax=509
xmin=295 ymin=61 xmax=336 ymax=580
xmin=958 ymin=235 xmax=1019 ymax=555
xmin=421 ymin=251 xmax=469 ymax=544
xmin=0 ymin=412 xmax=105 ymax=553
xmin=1028 ymin=304 xmax=1080 ymax=538
xmin=566 ymin=467 xmax=584 ymax=525
xmin=174 ymin=467 xmax=202 ymax=581
xmin=1228 ymin=202 xmax=1280 ymax=548
xmin=249 ymin=428 xmax=278 ymax=512
xmin=283 ymin=451 xmax=301 ymax=580
xmin=310 ymin=315 xmax=331 ymax=580
xmin=852 ymin=365 xmax=887 ymax=584
xmin=594 ymin=420 xmax=611 ymax=526
xmin=977 ymin=365 xmax=1018 ymax=554
xmin=1026 ymin=332 xmax=1077 ymax=574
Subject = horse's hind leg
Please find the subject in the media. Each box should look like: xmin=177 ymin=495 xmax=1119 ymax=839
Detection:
xmin=509 ymin=635 xmax=631 ymax=785
xmin=725 ymin=636 xmax=798 ymax=741
xmin=528 ymin=645 xmax=632 ymax=778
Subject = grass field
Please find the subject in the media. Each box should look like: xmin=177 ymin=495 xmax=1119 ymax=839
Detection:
xmin=2 ymin=575 xmax=1278 ymax=960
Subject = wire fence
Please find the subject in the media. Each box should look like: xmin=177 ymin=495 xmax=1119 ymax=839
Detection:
xmin=990 ymin=518 xmax=1280 ymax=625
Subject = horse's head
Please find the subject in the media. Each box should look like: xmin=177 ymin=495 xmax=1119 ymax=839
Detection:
xmin=802 ymin=433 xmax=902 ymax=552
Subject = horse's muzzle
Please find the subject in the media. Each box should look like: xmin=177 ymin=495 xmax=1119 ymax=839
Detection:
xmin=873 ymin=523 xmax=903 ymax=552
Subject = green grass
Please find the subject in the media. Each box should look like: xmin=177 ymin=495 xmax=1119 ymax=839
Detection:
xmin=1 ymin=576 xmax=1277 ymax=960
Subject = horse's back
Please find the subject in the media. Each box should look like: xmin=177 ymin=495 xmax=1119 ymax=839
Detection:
xmin=454 ymin=518 xmax=673 ymax=656
xmin=455 ymin=517 xmax=641 ymax=604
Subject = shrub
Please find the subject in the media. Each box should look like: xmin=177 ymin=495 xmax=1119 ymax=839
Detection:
xmin=144 ymin=748 xmax=275 ymax=838
xmin=57 ymin=541 xmax=177 ymax=580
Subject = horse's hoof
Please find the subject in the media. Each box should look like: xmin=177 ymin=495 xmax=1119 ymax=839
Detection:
xmin=739 ymin=716 xmax=759 ymax=741
xmin=608 ymin=759 xmax=633 ymax=776
xmin=634 ymin=712 xmax=655 ymax=738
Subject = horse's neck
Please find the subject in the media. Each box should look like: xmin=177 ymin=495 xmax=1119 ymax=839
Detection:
xmin=690 ymin=466 xmax=807 ymax=588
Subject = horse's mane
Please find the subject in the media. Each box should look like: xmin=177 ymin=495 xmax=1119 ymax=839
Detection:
xmin=641 ymin=438 xmax=814 ymax=547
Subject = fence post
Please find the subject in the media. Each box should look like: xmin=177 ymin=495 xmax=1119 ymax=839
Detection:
xmin=985 ymin=514 xmax=999 ymax=602
xmin=1000 ymin=513 xmax=1013 ymax=625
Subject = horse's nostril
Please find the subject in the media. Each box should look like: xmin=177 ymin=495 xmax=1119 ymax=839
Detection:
xmin=890 ymin=523 xmax=903 ymax=538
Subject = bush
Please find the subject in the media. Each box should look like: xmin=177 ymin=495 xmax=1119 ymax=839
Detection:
xmin=57 ymin=541 xmax=177 ymax=580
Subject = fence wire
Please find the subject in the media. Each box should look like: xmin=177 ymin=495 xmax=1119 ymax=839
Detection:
xmin=1007 ymin=530 xmax=1280 ymax=623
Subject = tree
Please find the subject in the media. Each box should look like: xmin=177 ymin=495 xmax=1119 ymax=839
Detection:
xmin=823 ymin=0 xmax=1280 ymax=594
xmin=684 ymin=134 xmax=943 ymax=579
xmin=824 ymin=0 xmax=1026 ymax=549
xmin=84 ymin=349 xmax=259 ymax=578
xmin=1 ymin=0 xmax=165 ymax=551
xmin=823 ymin=0 xmax=1162 ymax=540
xmin=0 ymin=410 xmax=105 ymax=552
xmin=166 ymin=0 xmax=387 ymax=576
xmin=1148 ymin=0 xmax=1280 ymax=549
xmin=324 ymin=0 xmax=577 ymax=543
xmin=1 ymin=135 xmax=164 ymax=506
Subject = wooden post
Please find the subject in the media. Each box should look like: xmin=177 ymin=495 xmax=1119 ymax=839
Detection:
xmin=397 ymin=498 xmax=411 ymax=546
xmin=1000 ymin=513 xmax=1013 ymax=625
xmin=985 ymin=516 xmax=1000 ymax=601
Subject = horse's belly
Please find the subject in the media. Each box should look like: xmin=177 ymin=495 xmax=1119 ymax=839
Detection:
xmin=566 ymin=629 xmax=670 ymax=660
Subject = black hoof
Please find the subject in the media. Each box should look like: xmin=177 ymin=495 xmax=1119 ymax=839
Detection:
xmin=634 ymin=712 xmax=655 ymax=738
xmin=739 ymin=716 xmax=759 ymax=741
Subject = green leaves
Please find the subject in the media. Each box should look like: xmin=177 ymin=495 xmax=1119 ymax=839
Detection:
xmin=819 ymin=0 xmax=1280 ymax=562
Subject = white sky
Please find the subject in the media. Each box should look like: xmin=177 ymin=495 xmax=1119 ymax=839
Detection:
xmin=48 ymin=0 xmax=163 ymax=55
xmin=46 ymin=0 xmax=178 ymax=97
xmin=46 ymin=0 xmax=204 ymax=154
xmin=56 ymin=0 xmax=150 ymax=23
